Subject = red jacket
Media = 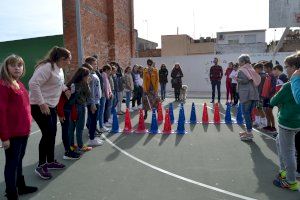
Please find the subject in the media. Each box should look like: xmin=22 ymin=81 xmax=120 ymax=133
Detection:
xmin=0 ymin=80 xmax=31 ymax=141
xmin=57 ymin=93 xmax=78 ymax=121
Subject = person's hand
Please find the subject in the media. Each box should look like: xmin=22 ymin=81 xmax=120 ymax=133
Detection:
xmin=65 ymin=90 xmax=71 ymax=99
xmin=59 ymin=116 xmax=65 ymax=123
xmin=2 ymin=140 xmax=10 ymax=150
xmin=39 ymin=104 xmax=50 ymax=115
xmin=91 ymin=104 xmax=97 ymax=114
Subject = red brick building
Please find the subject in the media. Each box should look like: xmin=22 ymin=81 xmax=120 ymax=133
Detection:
xmin=63 ymin=0 xmax=135 ymax=69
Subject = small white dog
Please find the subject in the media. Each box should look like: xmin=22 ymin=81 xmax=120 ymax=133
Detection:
xmin=179 ymin=85 xmax=188 ymax=101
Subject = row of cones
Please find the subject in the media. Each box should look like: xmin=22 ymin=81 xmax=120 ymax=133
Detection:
xmin=111 ymin=102 xmax=246 ymax=134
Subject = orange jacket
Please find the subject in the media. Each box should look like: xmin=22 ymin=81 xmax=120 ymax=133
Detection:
xmin=143 ymin=67 xmax=159 ymax=93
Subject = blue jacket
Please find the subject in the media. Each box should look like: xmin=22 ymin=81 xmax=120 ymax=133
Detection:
xmin=87 ymin=72 xmax=101 ymax=106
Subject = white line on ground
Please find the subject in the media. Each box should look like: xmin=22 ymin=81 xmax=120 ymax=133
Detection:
xmin=102 ymin=134 xmax=257 ymax=200
xmin=206 ymin=105 xmax=276 ymax=141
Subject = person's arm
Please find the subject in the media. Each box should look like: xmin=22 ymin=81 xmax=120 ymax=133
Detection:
xmin=291 ymin=74 xmax=300 ymax=104
xmin=29 ymin=64 xmax=51 ymax=105
xmin=0 ymin=85 xmax=9 ymax=142
xmin=270 ymin=83 xmax=287 ymax=107
xmin=220 ymin=66 xmax=223 ymax=79
xmin=209 ymin=67 xmax=213 ymax=80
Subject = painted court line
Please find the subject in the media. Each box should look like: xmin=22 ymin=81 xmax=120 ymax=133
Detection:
xmin=102 ymin=134 xmax=257 ymax=200
xmin=206 ymin=105 xmax=276 ymax=141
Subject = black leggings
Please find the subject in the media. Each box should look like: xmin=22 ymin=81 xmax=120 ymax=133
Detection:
xmin=4 ymin=137 xmax=28 ymax=194
xmin=174 ymin=87 xmax=180 ymax=100
xmin=31 ymin=105 xmax=57 ymax=166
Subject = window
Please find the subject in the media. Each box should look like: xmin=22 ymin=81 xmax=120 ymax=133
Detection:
xmin=227 ymin=35 xmax=239 ymax=44
xmin=244 ymin=34 xmax=256 ymax=43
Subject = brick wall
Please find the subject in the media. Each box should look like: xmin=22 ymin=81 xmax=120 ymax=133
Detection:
xmin=63 ymin=0 xmax=135 ymax=70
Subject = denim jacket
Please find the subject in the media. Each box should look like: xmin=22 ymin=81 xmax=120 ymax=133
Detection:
xmin=87 ymin=72 xmax=102 ymax=106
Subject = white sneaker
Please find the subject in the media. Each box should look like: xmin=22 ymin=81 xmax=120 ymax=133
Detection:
xmin=87 ymin=139 xmax=103 ymax=146
xmin=104 ymin=122 xmax=112 ymax=127
xmin=129 ymin=109 xmax=134 ymax=112
xmin=138 ymin=105 xmax=143 ymax=109
xmin=132 ymin=106 xmax=138 ymax=110
xmin=108 ymin=118 xmax=113 ymax=124
xmin=99 ymin=127 xmax=110 ymax=132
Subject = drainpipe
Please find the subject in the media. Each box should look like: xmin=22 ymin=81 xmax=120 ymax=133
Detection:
xmin=75 ymin=0 xmax=83 ymax=65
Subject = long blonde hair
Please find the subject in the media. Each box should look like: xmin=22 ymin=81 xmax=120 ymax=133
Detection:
xmin=0 ymin=54 xmax=25 ymax=86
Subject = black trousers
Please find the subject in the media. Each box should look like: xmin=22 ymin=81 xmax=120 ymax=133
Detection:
xmin=174 ymin=87 xmax=180 ymax=100
xmin=296 ymin=132 xmax=300 ymax=173
xmin=211 ymin=80 xmax=221 ymax=101
xmin=231 ymin=83 xmax=239 ymax=105
xmin=132 ymin=86 xmax=143 ymax=107
xmin=60 ymin=109 xmax=71 ymax=152
xmin=5 ymin=136 xmax=28 ymax=194
xmin=31 ymin=105 xmax=57 ymax=166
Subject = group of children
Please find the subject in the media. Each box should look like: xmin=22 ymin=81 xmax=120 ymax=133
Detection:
xmin=1 ymin=46 xmax=300 ymax=200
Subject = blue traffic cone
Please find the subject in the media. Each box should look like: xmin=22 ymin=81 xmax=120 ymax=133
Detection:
xmin=178 ymin=105 xmax=186 ymax=123
xmin=189 ymin=102 xmax=197 ymax=124
xmin=236 ymin=103 xmax=244 ymax=125
xmin=110 ymin=108 xmax=120 ymax=133
xmin=150 ymin=109 xmax=160 ymax=134
xmin=169 ymin=103 xmax=175 ymax=124
xmin=176 ymin=107 xmax=187 ymax=134
xmin=225 ymin=103 xmax=232 ymax=124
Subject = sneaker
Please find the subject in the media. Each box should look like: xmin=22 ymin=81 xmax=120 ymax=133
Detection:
xmin=78 ymin=145 xmax=92 ymax=152
xmin=270 ymin=127 xmax=277 ymax=132
xmin=87 ymin=139 xmax=104 ymax=146
xmin=117 ymin=111 xmax=124 ymax=115
xmin=239 ymin=131 xmax=247 ymax=137
xmin=35 ymin=164 xmax=52 ymax=180
xmin=277 ymin=170 xmax=287 ymax=180
xmin=95 ymin=137 xmax=104 ymax=143
xmin=100 ymin=127 xmax=110 ymax=132
xmin=104 ymin=122 xmax=112 ymax=127
xmin=262 ymin=126 xmax=272 ymax=131
xmin=240 ymin=133 xmax=253 ymax=141
xmin=129 ymin=108 xmax=134 ymax=112
xmin=63 ymin=151 xmax=80 ymax=160
xmin=70 ymin=144 xmax=78 ymax=151
xmin=138 ymin=105 xmax=143 ymax=109
xmin=273 ymin=177 xmax=299 ymax=191
xmin=210 ymin=100 xmax=214 ymax=103
xmin=132 ymin=106 xmax=138 ymax=110
xmin=46 ymin=160 xmax=65 ymax=170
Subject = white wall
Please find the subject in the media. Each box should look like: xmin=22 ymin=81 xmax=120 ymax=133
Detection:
xmin=217 ymin=31 xmax=265 ymax=44
xmin=131 ymin=52 xmax=292 ymax=93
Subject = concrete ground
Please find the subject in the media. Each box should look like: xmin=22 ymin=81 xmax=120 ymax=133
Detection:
xmin=0 ymin=98 xmax=299 ymax=200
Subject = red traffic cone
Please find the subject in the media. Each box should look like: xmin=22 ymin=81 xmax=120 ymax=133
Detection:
xmin=213 ymin=103 xmax=221 ymax=124
xmin=123 ymin=108 xmax=133 ymax=133
xmin=136 ymin=109 xmax=148 ymax=133
xmin=202 ymin=103 xmax=209 ymax=124
xmin=157 ymin=101 xmax=164 ymax=124
xmin=163 ymin=108 xmax=174 ymax=134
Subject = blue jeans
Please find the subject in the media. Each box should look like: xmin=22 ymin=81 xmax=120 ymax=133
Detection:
xmin=125 ymin=91 xmax=131 ymax=109
xmin=241 ymin=100 xmax=256 ymax=132
xmin=87 ymin=104 xmax=99 ymax=140
xmin=104 ymin=97 xmax=112 ymax=123
xmin=69 ymin=104 xmax=86 ymax=148
xmin=112 ymin=91 xmax=118 ymax=111
xmin=98 ymin=97 xmax=106 ymax=128
xmin=160 ymin=83 xmax=166 ymax=100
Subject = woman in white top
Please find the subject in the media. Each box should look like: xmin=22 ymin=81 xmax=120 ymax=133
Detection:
xmin=29 ymin=46 xmax=71 ymax=180
xmin=229 ymin=63 xmax=239 ymax=106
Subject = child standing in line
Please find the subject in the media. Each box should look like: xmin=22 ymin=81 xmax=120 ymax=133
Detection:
xmin=86 ymin=59 xmax=104 ymax=147
xmin=29 ymin=47 xmax=71 ymax=180
xmin=229 ymin=63 xmax=239 ymax=106
xmin=261 ymin=62 xmax=277 ymax=132
xmin=111 ymin=65 xmax=118 ymax=113
xmin=102 ymin=65 xmax=113 ymax=127
xmin=124 ymin=66 xmax=134 ymax=112
xmin=253 ymin=63 xmax=267 ymax=128
xmin=273 ymin=64 xmax=288 ymax=92
xmin=0 ymin=55 xmax=38 ymax=200
xmin=225 ymin=62 xmax=234 ymax=104
xmin=67 ymin=64 xmax=92 ymax=152
xmin=271 ymin=53 xmax=300 ymax=191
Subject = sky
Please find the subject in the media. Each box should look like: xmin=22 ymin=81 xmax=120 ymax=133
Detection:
xmin=0 ymin=0 xmax=289 ymax=47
